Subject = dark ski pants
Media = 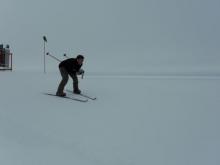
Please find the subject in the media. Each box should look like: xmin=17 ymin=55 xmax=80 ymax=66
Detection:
xmin=56 ymin=67 xmax=78 ymax=95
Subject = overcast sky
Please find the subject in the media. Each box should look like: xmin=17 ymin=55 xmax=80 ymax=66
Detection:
xmin=1 ymin=0 xmax=220 ymax=72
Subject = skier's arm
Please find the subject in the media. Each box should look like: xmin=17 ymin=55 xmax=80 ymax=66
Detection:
xmin=77 ymin=69 xmax=84 ymax=79
xmin=77 ymin=69 xmax=84 ymax=75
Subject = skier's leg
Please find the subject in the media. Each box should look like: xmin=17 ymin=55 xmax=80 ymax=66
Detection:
xmin=56 ymin=67 xmax=69 ymax=96
xmin=70 ymin=73 xmax=81 ymax=94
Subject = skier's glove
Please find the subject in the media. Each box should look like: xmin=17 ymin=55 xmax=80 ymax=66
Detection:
xmin=77 ymin=69 xmax=84 ymax=75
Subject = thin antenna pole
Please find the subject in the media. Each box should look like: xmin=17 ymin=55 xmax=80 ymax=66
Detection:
xmin=43 ymin=36 xmax=47 ymax=74
xmin=44 ymin=41 xmax=46 ymax=73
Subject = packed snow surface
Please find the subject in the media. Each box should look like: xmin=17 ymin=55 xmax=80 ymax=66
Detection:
xmin=0 ymin=71 xmax=220 ymax=165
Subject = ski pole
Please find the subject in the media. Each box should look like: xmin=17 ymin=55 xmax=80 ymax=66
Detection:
xmin=63 ymin=53 xmax=70 ymax=58
xmin=82 ymin=72 xmax=84 ymax=79
xmin=46 ymin=52 xmax=61 ymax=62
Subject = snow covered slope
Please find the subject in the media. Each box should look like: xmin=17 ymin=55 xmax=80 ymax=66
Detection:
xmin=0 ymin=71 xmax=220 ymax=165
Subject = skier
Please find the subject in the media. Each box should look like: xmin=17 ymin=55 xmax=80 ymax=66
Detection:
xmin=56 ymin=55 xmax=84 ymax=96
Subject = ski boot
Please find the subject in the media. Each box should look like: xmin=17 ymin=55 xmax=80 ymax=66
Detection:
xmin=73 ymin=83 xmax=81 ymax=94
xmin=56 ymin=92 xmax=66 ymax=97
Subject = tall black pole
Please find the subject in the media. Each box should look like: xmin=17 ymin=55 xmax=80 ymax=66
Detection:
xmin=44 ymin=41 xmax=46 ymax=73
xmin=43 ymin=36 xmax=47 ymax=73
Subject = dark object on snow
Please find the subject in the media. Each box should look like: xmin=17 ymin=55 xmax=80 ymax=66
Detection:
xmin=0 ymin=44 xmax=12 ymax=70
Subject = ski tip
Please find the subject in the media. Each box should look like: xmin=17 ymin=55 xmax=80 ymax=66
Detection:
xmin=65 ymin=89 xmax=97 ymax=100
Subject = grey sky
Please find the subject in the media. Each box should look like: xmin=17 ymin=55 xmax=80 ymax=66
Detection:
xmin=1 ymin=0 xmax=220 ymax=72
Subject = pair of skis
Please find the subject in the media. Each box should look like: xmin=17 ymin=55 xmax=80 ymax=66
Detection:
xmin=44 ymin=90 xmax=96 ymax=102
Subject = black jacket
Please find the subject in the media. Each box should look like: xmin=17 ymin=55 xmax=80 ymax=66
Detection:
xmin=59 ymin=58 xmax=82 ymax=74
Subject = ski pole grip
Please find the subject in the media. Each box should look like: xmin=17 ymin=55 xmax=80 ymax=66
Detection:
xmin=82 ymin=72 xmax=84 ymax=79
